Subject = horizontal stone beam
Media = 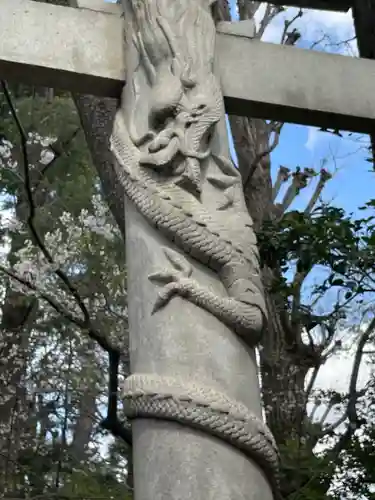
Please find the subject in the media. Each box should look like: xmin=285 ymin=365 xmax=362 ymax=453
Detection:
xmin=1 ymin=0 xmax=374 ymax=133
xmin=77 ymin=0 xmax=122 ymax=15
xmin=216 ymin=33 xmax=375 ymax=133
xmin=0 ymin=0 xmax=125 ymax=97
xmin=79 ymin=0 xmax=351 ymax=14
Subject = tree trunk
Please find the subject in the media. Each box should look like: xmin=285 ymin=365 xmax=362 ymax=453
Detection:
xmin=71 ymin=341 xmax=98 ymax=464
xmin=0 ymin=197 xmax=37 ymax=494
xmin=72 ymin=95 xmax=125 ymax=239
xmin=228 ymin=114 xmax=312 ymax=496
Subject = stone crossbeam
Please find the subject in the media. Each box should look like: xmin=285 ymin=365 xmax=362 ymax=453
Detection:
xmin=1 ymin=0 xmax=374 ymax=133
xmin=0 ymin=0 xmax=125 ymax=97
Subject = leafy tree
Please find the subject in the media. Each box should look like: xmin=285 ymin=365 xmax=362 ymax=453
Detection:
xmin=0 ymin=81 xmax=129 ymax=498
xmin=1 ymin=1 xmax=374 ymax=499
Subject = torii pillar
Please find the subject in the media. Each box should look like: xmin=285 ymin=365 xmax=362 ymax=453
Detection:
xmin=352 ymin=0 xmax=375 ymax=155
xmin=5 ymin=1 xmax=375 ymax=499
xmin=111 ymin=1 xmax=278 ymax=499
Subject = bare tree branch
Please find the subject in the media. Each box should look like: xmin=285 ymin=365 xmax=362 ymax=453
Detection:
xmin=34 ymin=126 xmax=81 ymax=190
xmin=323 ymin=412 xmax=348 ymax=434
xmin=304 ymin=169 xmax=332 ymax=214
xmin=1 ymin=80 xmax=93 ymax=334
xmin=319 ymin=400 xmax=336 ymax=427
xmin=310 ymin=32 xmax=357 ymax=53
xmin=331 ymin=317 xmax=375 ymax=455
xmin=290 ymin=268 xmax=312 ymax=327
xmin=272 ymin=165 xmax=291 ymax=202
xmin=305 ymin=363 xmax=321 ymax=405
xmin=347 ymin=319 xmax=375 ymax=423
xmin=275 ymin=167 xmax=316 ymax=217
xmin=242 ymin=121 xmax=283 ymax=190
xmin=256 ymin=4 xmax=282 ymax=39
xmin=280 ymin=9 xmax=303 ymax=45
xmin=101 ymin=350 xmax=132 ymax=447
xmin=237 ymin=0 xmax=261 ymax=21
xmin=0 ymin=265 xmax=117 ymax=354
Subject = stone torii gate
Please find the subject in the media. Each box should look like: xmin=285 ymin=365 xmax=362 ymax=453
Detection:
xmin=2 ymin=0 xmax=375 ymax=132
xmin=1 ymin=1 xmax=375 ymax=500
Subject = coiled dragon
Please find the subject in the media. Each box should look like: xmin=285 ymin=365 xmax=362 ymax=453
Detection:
xmin=110 ymin=0 xmax=279 ymax=487
xmin=111 ymin=0 xmax=267 ymax=346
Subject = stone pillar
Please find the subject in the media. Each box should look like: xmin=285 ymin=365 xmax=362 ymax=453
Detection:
xmin=352 ymin=0 xmax=375 ymax=59
xmin=352 ymin=0 xmax=375 ymax=156
xmin=110 ymin=1 xmax=279 ymax=498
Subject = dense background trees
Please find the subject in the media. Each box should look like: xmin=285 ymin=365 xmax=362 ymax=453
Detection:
xmin=0 ymin=1 xmax=373 ymax=499
xmin=0 ymin=84 xmax=130 ymax=499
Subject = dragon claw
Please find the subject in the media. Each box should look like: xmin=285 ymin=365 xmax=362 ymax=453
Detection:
xmin=163 ymin=248 xmax=192 ymax=277
xmin=151 ymin=282 xmax=181 ymax=313
xmin=148 ymin=270 xmax=180 ymax=284
xmin=150 ymin=273 xmax=185 ymax=313
xmin=149 ymin=249 xmax=193 ymax=313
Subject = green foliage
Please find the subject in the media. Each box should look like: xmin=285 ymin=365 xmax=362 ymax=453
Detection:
xmin=0 ymin=84 xmax=129 ymax=498
xmin=60 ymin=468 xmax=132 ymax=500
xmin=258 ymin=197 xmax=375 ymax=498
xmin=14 ymin=442 xmax=132 ymax=500
xmin=259 ymin=203 xmax=375 ymax=304
xmin=1 ymin=78 xmax=374 ymax=500
xmin=279 ymin=438 xmax=335 ymax=499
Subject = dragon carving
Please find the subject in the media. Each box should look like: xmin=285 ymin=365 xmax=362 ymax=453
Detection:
xmin=110 ymin=0 xmax=279 ymax=487
xmin=111 ymin=0 xmax=267 ymax=346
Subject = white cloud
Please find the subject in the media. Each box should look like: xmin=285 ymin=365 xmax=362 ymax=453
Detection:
xmin=315 ymin=349 xmax=370 ymax=394
xmin=254 ymin=4 xmax=356 ymax=55
xmin=305 ymin=126 xmax=321 ymax=152
xmin=307 ymin=322 xmax=373 ymax=430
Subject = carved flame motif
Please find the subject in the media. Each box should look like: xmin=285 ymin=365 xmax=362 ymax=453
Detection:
xmin=126 ymin=0 xmax=222 ymax=194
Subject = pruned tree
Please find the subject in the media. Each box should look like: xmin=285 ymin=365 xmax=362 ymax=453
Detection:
xmin=0 ymin=1 xmax=374 ymax=499
xmin=0 ymin=82 xmax=131 ymax=498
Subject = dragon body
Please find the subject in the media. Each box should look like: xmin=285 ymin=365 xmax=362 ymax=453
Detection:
xmin=112 ymin=0 xmax=267 ymax=346
xmin=111 ymin=0 xmax=279 ymax=486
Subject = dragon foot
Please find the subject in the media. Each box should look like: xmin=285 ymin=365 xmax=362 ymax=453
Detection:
xmin=149 ymin=248 xmax=193 ymax=313
xmin=149 ymin=248 xmax=263 ymax=345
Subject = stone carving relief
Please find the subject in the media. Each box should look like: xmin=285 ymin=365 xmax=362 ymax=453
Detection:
xmin=110 ymin=0 xmax=279 ymax=491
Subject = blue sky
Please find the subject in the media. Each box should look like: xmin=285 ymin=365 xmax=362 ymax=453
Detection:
xmin=227 ymin=2 xmax=373 ymax=217
xmin=270 ymin=123 xmax=372 ymax=216
xmin=106 ymin=0 xmax=373 ymax=216
xmin=103 ymin=0 xmax=372 ymax=436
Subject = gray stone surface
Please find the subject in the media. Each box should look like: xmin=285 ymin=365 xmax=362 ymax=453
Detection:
xmin=111 ymin=0 xmax=277 ymax=498
xmin=0 ymin=0 xmax=124 ymax=97
xmin=215 ymin=33 xmax=375 ymax=132
xmin=133 ymin=420 xmax=272 ymax=500
xmin=217 ymin=20 xmax=256 ymax=38
xmin=2 ymin=0 xmax=375 ymax=132
xmin=125 ymin=198 xmax=273 ymax=500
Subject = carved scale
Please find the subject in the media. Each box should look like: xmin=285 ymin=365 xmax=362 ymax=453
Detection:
xmin=110 ymin=0 xmax=279 ymax=494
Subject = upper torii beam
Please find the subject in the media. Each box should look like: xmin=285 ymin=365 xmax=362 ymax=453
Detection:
xmin=1 ymin=0 xmax=375 ymax=133
xmin=1 ymin=2 xmax=374 ymax=500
